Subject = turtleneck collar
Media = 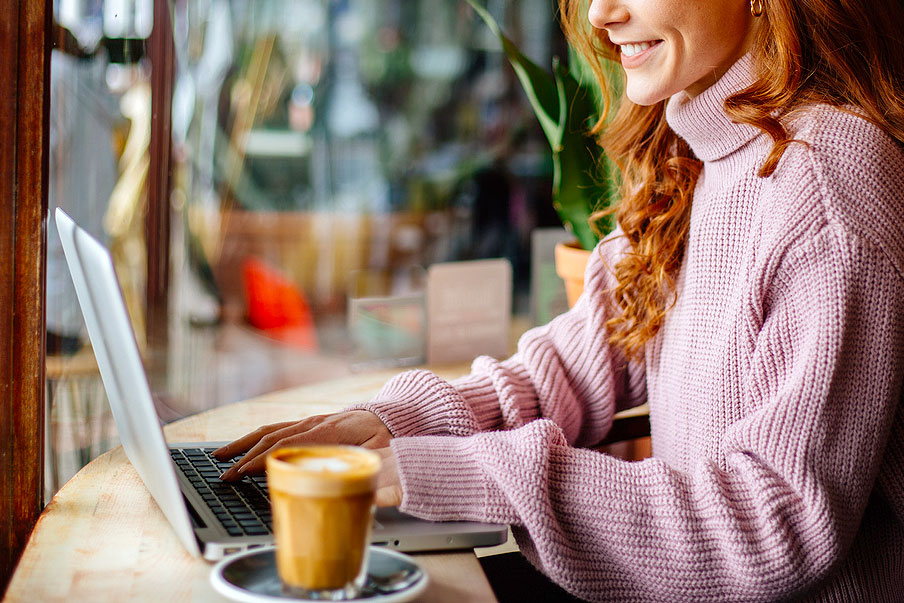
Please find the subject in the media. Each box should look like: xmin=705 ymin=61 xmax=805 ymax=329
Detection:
xmin=665 ymin=55 xmax=761 ymax=162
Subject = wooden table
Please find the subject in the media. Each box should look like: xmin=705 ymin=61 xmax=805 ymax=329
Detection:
xmin=6 ymin=368 xmax=500 ymax=602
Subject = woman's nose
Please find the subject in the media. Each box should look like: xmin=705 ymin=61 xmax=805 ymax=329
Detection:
xmin=588 ymin=0 xmax=629 ymax=30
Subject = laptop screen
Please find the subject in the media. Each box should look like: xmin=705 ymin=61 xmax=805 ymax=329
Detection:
xmin=55 ymin=208 xmax=201 ymax=557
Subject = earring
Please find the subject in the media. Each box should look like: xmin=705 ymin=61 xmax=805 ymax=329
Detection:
xmin=750 ymin=0 xmax=764 ymax=17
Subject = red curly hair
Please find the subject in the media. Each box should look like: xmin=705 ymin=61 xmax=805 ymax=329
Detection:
xmin=559 ymin=0 xmax=904 ymax=359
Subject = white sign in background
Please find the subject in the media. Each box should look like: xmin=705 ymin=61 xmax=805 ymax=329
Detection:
xmin=426 ymin=258 xmax=512 ymax=365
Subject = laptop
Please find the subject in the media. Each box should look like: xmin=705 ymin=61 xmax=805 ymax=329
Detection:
xmin=55 ymin=208 xmax=508 ymax=561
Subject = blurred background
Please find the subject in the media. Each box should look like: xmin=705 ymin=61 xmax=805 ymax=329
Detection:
xmin=44 ymin=0 xmax=572 ymax=499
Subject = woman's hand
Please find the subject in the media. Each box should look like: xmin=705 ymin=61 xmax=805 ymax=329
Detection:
xmin=214 ymin=410 xmax=392 ymax=481
xmin=374 ymin=447 xmax=403 ymax=507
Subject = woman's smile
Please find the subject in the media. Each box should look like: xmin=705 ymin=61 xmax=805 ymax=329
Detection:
xmin=589 ymin=0 xmax=759 ymax=103
xmin=616 ymin=39 xmax=663 ymax=68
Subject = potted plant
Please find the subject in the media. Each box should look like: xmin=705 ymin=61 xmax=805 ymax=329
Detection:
xmin=466 ymin=1 xmax=621 ymax=306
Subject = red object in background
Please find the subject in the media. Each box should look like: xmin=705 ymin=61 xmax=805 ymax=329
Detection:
xmin=242 ymin=257 xmax=317 ymax=350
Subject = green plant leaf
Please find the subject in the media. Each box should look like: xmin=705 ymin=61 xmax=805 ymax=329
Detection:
xmin=550 ymin=60 xmax=613 ymax=249
xmin=566 ymin=44 xmax=605 ymax=121
xmin=466 ymin=0 xmax=620 ymax=250
xmin=465 ymin=0 xmax=561 ymax=145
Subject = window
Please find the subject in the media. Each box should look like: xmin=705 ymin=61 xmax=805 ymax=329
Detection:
xmin=42 ymin=0 xmax=566 ymax=498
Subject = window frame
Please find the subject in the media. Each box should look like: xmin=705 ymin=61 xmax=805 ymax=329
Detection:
xmin=0 ymin=0 xmax=50 ymax=591
xmin=0 ymin=0 xmax=174 ymax=590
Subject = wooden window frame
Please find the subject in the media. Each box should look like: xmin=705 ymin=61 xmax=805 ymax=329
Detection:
xmin=0 ymin=0 xmax=173 ymax=592
xmin=0 ymin=0 xmax=51 ymax=592
xmin=147 ymin=0 xmax=173 ymax=352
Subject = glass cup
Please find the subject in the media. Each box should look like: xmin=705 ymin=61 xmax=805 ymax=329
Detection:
xmin=266 ymin=445 xmax=381 ymax=600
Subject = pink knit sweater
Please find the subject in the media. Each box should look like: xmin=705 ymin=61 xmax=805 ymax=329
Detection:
xmin=350 ymin=57 xmax=904 ymax=601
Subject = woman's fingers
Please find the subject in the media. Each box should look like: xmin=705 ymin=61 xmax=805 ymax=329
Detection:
xmin=220 ymin=422 xmax=314 ymax=480
xmin=212 ymin=421 xmax=299 ymax=460
xmin=220 ymin=431 xmax=404 ymax=509
xmin=221 ymin=440 xmax=281 ymax=479
xmin=219 ymin=411 xmax=392 ymax=481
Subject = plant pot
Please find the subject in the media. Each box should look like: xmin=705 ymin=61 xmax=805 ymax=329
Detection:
xmin=554 ymin=241 xmax=591 ymax=308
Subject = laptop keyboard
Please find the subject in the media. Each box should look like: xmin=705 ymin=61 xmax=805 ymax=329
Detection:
xmin=170 ymin=447 xmax=272 ymax=537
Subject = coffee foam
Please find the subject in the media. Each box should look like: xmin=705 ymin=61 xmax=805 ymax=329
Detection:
xmin=267 ymin=446 xmax=380 ymax=497
xmin=296 ymin=457 xmax=353 ymax=473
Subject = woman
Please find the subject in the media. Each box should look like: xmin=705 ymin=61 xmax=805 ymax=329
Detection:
xmin=218 ymin=0 xmax=904 ymax=599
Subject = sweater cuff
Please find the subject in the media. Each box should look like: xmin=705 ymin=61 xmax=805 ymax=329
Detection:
xmin=344 ymin=369 xmax=480 ymax=438
xmin=449 ymin=369 xmax=504 ymax=432
xmin=390 ymin=435 xmax=511 ymax=524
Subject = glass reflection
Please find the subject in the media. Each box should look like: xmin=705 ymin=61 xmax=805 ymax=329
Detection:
xmin=44 ymin=0 xmax=561 ymax=501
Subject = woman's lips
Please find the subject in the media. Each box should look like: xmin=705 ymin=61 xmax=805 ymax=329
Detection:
xmin=618 ymin=40 xmax=663 ymax=69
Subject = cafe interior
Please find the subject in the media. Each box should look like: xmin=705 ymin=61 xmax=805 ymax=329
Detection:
xmin=2 ymin=0 xmax=651 ymax=600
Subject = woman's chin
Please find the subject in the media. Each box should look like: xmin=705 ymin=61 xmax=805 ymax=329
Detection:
xmin=623 ymin=82 xmax=674 ymax=107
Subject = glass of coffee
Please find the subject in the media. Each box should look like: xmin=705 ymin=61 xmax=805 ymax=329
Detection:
xmin=266 ymin=445 xmax=381 ymax=600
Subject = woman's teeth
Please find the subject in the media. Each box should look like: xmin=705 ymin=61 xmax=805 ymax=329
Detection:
xmin=621 ymin=42 xmax=654 ymax=57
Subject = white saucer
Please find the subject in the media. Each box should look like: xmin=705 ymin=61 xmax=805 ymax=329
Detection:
xmin=210 ymin=546 xmax=429 ymax=603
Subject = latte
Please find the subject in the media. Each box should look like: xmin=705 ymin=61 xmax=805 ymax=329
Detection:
xmin=267 ymin=446 xmax=381 ymax=597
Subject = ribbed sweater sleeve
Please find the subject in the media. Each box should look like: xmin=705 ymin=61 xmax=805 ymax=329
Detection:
xmin=391 ymin=227 xmax=904 ymax=602
xmin=346 ymin=232 xmax=646 ymax=447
